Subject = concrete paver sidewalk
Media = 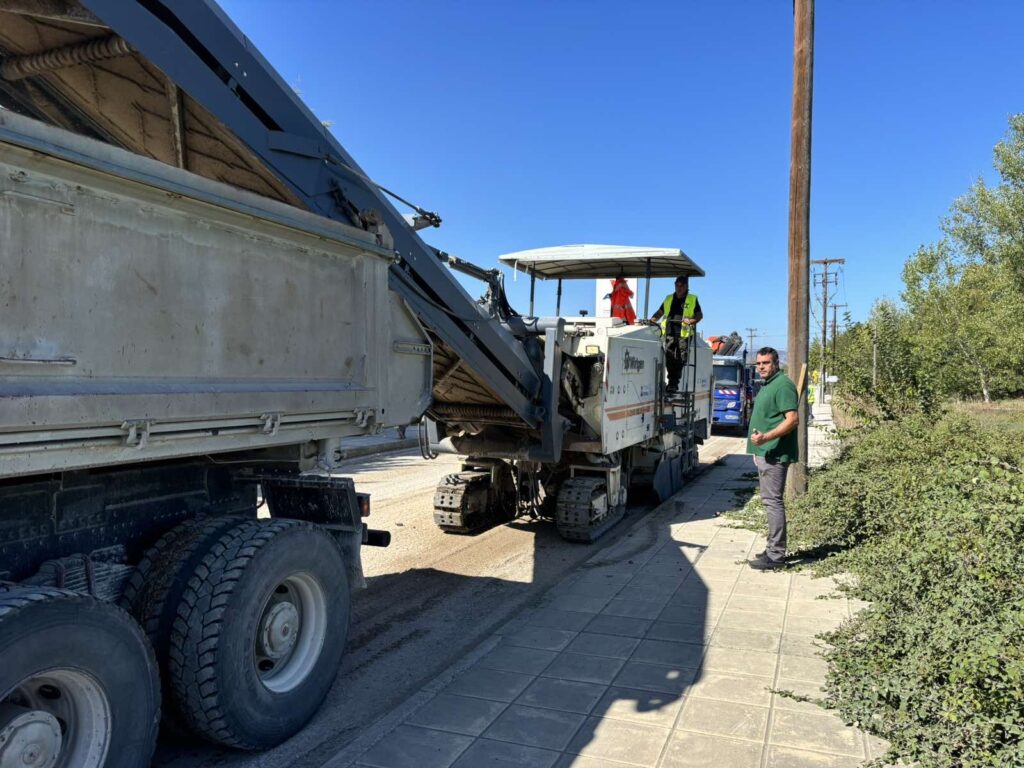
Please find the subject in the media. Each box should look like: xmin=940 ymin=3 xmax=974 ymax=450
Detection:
xmin=332 ymin=405 xmax=881 ymax=768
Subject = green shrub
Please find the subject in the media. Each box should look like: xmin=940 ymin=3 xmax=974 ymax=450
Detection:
xmin=788 ymin=412 xmax=1024 ymax=767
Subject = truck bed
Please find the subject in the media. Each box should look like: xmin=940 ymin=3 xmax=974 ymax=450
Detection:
xmin=0 ymin=113 xmax=431 ymax=478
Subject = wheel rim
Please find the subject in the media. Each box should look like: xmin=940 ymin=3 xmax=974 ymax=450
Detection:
xmin=254 ymin=572 xmax=328 ymax=693
xmin=0 ymin=669 xmax=111 ymax=768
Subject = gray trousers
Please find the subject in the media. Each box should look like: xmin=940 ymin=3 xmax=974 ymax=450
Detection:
xmin=754 ymin=455 xmax=789 ymax=561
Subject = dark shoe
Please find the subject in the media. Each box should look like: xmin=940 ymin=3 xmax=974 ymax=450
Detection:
xmin=754 ymin=549 xmax=767 ymax=560
xmin=748 ymin=553 xmax=785 ymax=571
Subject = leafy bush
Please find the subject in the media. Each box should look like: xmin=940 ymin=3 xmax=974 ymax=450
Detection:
xmin=787 ymin=412 xmax=1024 ymax=767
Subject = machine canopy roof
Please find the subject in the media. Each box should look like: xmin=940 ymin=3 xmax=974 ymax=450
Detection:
xmin=498 ymin=244 xmax=704 ymax=280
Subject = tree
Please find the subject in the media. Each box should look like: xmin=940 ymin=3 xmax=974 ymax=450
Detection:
xmin=832 ymin=300 xmax=935 ymax=420
xmin=833 ymin=114 xmax=1024 ymax=411
xmin=946 ymin=114 xmax=1024 ymax=292
xmin=902 ymin=241 xmax=1024 ymax=402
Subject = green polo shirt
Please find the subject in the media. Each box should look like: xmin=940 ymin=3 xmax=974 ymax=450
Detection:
xmin=747 ymin=371 xmax=799 ymax=463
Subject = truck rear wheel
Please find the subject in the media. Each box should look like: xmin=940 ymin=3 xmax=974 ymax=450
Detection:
xmin=167 ymin=519 xmax=350 ymax=749
xmin=0 ymin=586 xmax=160 ymax=768
xmin=121 ymin=516 xmax=249 ymax=661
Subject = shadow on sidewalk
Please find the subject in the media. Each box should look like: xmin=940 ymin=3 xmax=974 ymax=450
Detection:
xmin=151 ymin=452 xmax=750 ymax=768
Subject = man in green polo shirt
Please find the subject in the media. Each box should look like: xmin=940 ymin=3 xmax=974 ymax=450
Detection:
xmin=747 ymin=347 xmax=800 ymax=570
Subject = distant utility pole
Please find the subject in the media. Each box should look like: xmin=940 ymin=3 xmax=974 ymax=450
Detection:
xmin=812 ymin=258 xmax=844 ymax=402
xmin=745 ymin=327 xmax=757 ymax=354
xmin=787 ymin=0 xmax=814 ymax=495
xmin=829 ymin=303 xmax=847 ymax=360
xmin=872 ymin=334 xmax=878 ymax=389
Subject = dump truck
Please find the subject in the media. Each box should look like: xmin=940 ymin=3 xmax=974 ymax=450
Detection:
xmin=712 ymin=353 xmax=755 ymax=432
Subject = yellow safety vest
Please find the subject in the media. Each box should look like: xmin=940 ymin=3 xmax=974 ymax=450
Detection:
xmin=660 ymin=292 xmax=698 ymax=337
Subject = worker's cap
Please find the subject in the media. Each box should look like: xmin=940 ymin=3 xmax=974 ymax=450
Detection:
xmin=674 ymin=275 xmax=689 ymax=285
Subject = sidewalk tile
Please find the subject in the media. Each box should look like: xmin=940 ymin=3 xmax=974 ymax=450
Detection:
xmin=584 ymin=614 xmax=652 ymax=638
xmin=646 ymin=619 xmax=712 ymax=646
xmin=406 ymin=693 xmax=508 ymax=736
xmin=785 ymin=615 xmax=842 ymax=637
xmin=661 ymin=731 xmax=763 ymax=768
xmin=789 ymin=575 xmax=842 ymax=600
xmin=573 ymin=571 xmax=633 ymax=586
xmin=656 ymin=604 xmax=714 ymax=626
xmin=765 ymin=745 xmax=864 ymax=767
xmin=688 ymin=671 xmax=773 ymax=707
xmin=562 ymin=580 xmax=627 ymax=599
xmin=671 ymin=582 xmax=734 ymax=606
xmin=787 ymin=602 xmax=850 ymax=625
xmin=632 ymin=638 xmax=706 ymax=667
xmin=516 ymin=677 xmax=606 ymax=714
xmin=779 ymin=653 xmax=829 ymax=683
xmin=482 ymin=704 xmax=585 ymax=751
xmin=544 ymin=594 xmax=610 ymax=614
xmin=771 ymin=677 xmax=829 ymax=717
xmin=566 ymin=716 xmax=671 ymax=766
xmin=566 ymin=631 xmax=641 ymax=659
xmin=613 ymin=660 xmax=698 ymax=695
xmin=524 ymin=608 xmax=595 ymax=632
xmin=636 ymin=564 xmax=692 ymax=580
xmin=701 ymin=646 xmax=778 ymax=678
xmin=601 ymin=597 xmax=665 ymax=620
xmin=590 ymin=686 xmax=684 ymax=728
xmin=718 ymin=608 xmax=786 ymax=633
xmin=478 ymin=645 xmax=558 ymax=676
xmin=443 ymin=667 xmax=534 ymax=703
xmin=503 ymin=625 xmax=578 ymax=652
xmin=711 ymin=626 xmax=781 ymax=653
xmin=727 ymin=594 xmax=787 ymax=613
xmin=698 ymin=552 xmax=749 ymax=564
xmin=781 ymin=633 xmax=828 ymax=658
xmin=771 ymin=710 xmax=866 ymax=757
xmin=554 ymin=756 xmax=637 ymax=768
xmin=450 ymin=739 xmax=559 ymax=768
xmin=677 ymin=697 xmax=769 ymax=742
xmin=691 ymin=565 xmax=742 ymax=581
xmin=541 ymin=651 xmax=625 ymax=685
xmin=356 ymin=724 xmax=472 ymax=768
xmin=617 ymin=585 xmax=675 ymax=604
xmin=732 ymin=578 xmax=791 ymax=600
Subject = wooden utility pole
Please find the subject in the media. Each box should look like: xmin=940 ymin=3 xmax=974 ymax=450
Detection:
xmin=872 ymin=322 xmax=878 ymax=390
xmin=812 ymin=258 xmax=843 ymax=401
xmin=745 ymin=327 xmax=757 ymax=354
xmin=829 ymin=302 xmax=847 ymax=397
xmin=830 ymin=303 xmax=847 ymax=359
xmin=787 ymin=0 xmax=814 ymax=495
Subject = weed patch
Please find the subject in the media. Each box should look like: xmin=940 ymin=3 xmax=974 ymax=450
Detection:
xmin=790 ymin=411 xmax=1024 ymax=767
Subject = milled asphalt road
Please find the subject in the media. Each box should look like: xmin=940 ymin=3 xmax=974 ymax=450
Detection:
xmin=152 ymin=433 xmax=743 ymax=768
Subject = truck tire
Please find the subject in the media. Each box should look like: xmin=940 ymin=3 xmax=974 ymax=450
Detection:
xmin=167 ymin=519 xmax=350 ymax=749
xmin=0 ymin=585 xmax=160 ymax=768
xmin=121 ymin=515 xmax=249 ymax=662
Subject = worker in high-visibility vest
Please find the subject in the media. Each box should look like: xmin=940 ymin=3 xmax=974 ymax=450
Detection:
xmin=649 ymin=275 xmax=703 ymax=394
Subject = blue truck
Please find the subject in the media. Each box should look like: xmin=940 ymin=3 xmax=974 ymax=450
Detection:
xmin=712 ymin=354 xmax=755 ymax=432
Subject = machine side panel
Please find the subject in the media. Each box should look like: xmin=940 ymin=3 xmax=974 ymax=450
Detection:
xmin=602 ymin=332 xmax=660 ymax=453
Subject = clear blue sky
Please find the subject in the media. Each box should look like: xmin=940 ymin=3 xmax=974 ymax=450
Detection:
xmin=221 ymin=0 xmax=1023 ymax=352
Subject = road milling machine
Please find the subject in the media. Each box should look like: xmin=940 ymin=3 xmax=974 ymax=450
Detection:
xmin=427 ymin=245 xmax=714 ymax=542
